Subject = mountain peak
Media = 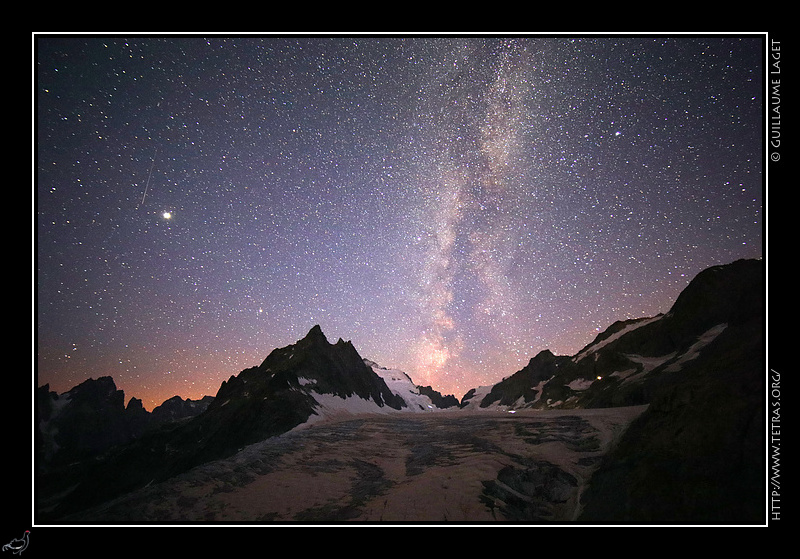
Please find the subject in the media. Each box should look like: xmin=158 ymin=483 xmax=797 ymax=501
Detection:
xmin=303 ymin=324 xmax=328 ymax=342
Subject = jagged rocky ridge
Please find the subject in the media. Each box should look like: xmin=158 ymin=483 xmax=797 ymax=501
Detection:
xmin=462 ymin=258 xmax=764 ymax=413
xmin=35 ymin=258 xmax=765 ymax=523
xmin=36 ymin=323 xmax=457 ymax=520
xmin=457 ymin=257 xmax=765 ymax=522
xmin=37 ymin=378 xmax=212 ymax=470
xmin=36 ymin=327 xmax=459 ymax=473
xmin=37 ymin=377 xmax=214 ymax=470
xmin=578 ymin=258 xmax=765 ymax=523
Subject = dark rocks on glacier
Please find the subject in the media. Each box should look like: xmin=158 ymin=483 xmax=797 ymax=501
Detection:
xmin=35 ymin=259 xmax=766 ymax=524
xmin=577 ymin=258 xmax=765 ymax=523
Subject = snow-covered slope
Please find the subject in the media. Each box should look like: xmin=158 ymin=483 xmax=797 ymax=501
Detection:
xmin=299 ymin=359 xmax=455 ymax=427
xmin=458 ymin=385 xmax=496 ymax=410
xmin=364 ymin=359 xmax=446 ymax=412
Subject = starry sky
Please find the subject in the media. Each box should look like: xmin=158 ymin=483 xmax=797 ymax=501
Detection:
xmin=35 ymin=34 xmax=764 ymax=410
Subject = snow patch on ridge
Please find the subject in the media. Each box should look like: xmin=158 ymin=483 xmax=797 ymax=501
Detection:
xmin=619 ymin=323 xmax=728 ymax=382
xmin=458 ymin=386 xmax=494 ymax=411
xmin=568 ymin=378 xmax=595 ymax=391
xmin=574 ymin=316 xmax=661 ymax=363
xmin=365 ymin=359 xmax=444 ymax=412
xmin=663 ymin=323 xmax=727 ymax=372
xmin=292 ymin=360 xmax=452 ymax=430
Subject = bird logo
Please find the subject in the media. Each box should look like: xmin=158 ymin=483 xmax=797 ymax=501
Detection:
xmin=2 ymin=531 xmax=29 ymax=555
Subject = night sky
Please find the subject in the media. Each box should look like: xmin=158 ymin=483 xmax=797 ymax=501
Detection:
xmin=35 ymin=34 xmax=764 ymax=410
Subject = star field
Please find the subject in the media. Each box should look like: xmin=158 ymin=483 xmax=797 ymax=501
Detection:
xmin=35 ymin=35 xmax=764 ymax=409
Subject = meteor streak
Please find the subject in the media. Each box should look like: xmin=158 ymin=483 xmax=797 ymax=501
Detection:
xmin=139 ymin=148 xmax=157 ymax=208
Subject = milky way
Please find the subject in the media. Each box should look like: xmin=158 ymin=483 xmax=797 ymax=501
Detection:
xmin=36 ymin=35 xmax=765 ymax=408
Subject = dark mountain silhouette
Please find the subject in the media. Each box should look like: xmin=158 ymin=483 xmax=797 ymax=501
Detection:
xmin=37 ymin=376 xmax=137 ymax=468
xmin=458 ymin=258 xmax=765 ymax=522
xmin=37 ymin=377 xmax=213 ymax=471
xmin=35 ymin=258 xmax=766 ymax=524
xmin=36 ymin=324 xmax=413 ymax=521
xmin=578 ymin=259 xmax=765 ymax=523
xmin=151 ymin=395 xmax=215 ymax=424
xmin=463 ymin=258 xmax=764 ymax=413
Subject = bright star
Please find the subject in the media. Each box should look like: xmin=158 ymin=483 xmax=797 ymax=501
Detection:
xmin=162 ymin=211 xmax=172 ymax=220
